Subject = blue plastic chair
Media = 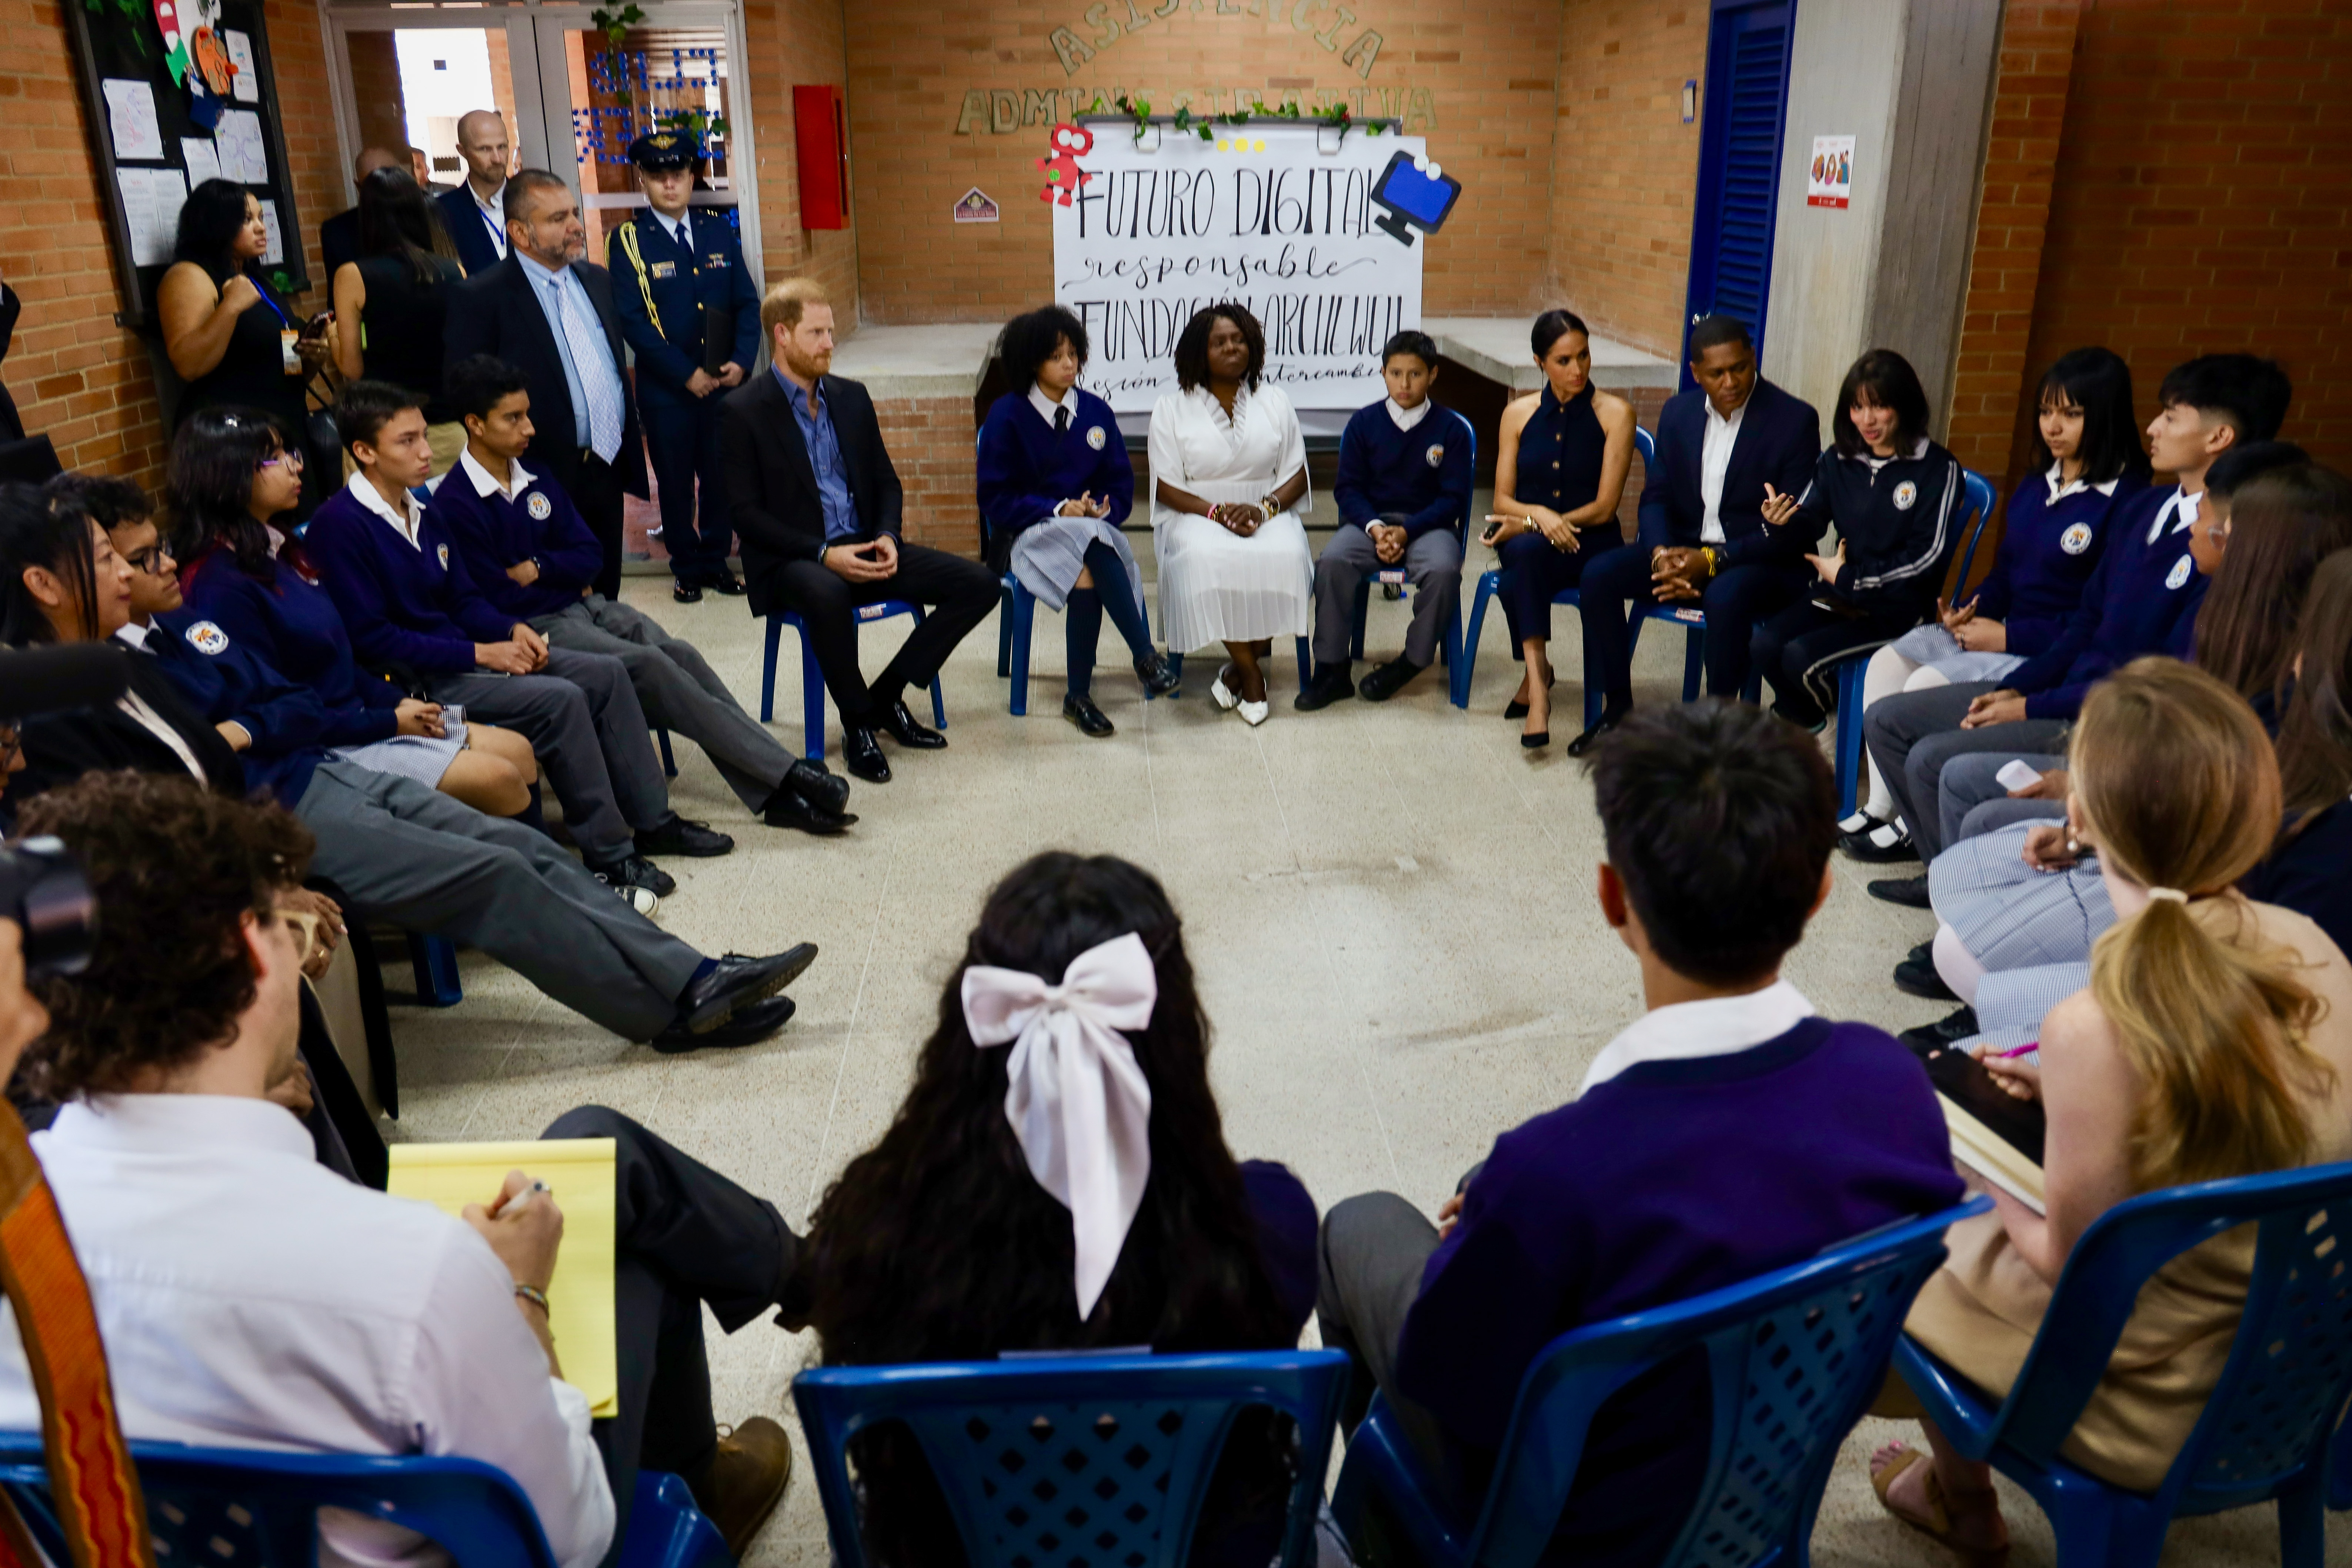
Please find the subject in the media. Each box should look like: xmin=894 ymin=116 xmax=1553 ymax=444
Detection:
xmin=1823 ymin=468 xmax=1997 ymax=816
xmin=759 ymin=605 xmax=948 ymax=761
xmin=1456 ymin=427 xmax=1656 ymax=721
xmin=1895 ymin=1162 xmax=2352 ymax=1568
xmin=793 ymin=1349 xmax=1348 ymax=1568
xmin=0 ymin=1437 xmax=728 ymax=1568
xmin=1342 ymin=409 xmax=1474 ymax=710
xmin=1330 ymin=1198 xmax=1989 ymax=1568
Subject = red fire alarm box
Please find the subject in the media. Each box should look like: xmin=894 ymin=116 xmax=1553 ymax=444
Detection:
xmin=794 ymin=84 xmax=850 ymax=230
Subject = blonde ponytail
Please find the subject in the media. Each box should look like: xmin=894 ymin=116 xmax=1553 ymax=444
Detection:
xmin=2074 ymin=658 xmax=2332 ymax=1190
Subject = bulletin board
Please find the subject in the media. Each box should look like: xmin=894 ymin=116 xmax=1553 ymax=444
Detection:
xmin=64 ymin=0 xmax=309 ymax=328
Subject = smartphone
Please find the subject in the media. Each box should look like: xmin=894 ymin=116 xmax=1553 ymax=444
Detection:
xmin=1995 ymin=759 xmax=2043 ymax=793
xmin=1479 ymin=516 xmax=1506 ymax=546
xmin=300 ymin=309 xmax=333 ymax=339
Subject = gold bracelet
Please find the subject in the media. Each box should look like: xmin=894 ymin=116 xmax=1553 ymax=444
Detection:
xmin=1260 ymin=493 xmax=1282 ymax=518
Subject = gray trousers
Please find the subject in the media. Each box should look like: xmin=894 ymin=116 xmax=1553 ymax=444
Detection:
xmin=1861 ymin=681 xmax=2072 ymax=861
xmin=428 ymin=647 xmax=671 ymax=863
xmin=534 ymin=595 xmax=794 ymax=813
xmin=1312 ymin=523 xmax=1464 ymax=669
xmin=1317 ymin=1192 xmax=1458 ymax=1490
xmin=297 ymin=760 xmax=701 ymax=1040
xmin=1938 ymin=750 xmax=2068 ymax=848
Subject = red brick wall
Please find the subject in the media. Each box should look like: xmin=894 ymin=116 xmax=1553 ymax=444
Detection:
xmin=346 ymin=32 xmax=410 ymax=165
xmin=740 ymin=0 xmax=861 ymax=310
xmin=841 ymin=0 xmax=1567 ymax=324
xmin=878 ymin=396 xmax=980 ymax=552
xmin=1547 ymin=2 xmax=1708 ymax=362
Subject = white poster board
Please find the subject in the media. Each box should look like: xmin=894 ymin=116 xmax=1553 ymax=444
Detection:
xmin=1052 ymin=121 xmax=1424 ymax=418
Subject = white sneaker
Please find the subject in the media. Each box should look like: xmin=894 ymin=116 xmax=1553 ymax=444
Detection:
xmin=601 ymin=875 xmax=662 ymax=919
xmin=1238 ymin=697 xmax=1269 ymax=726
xmin=1210 ymin=670 xmax=1240 ymax=711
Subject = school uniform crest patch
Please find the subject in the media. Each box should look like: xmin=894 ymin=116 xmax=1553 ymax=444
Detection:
xmin=1893 ymin=481 xmax=1919 ymax=511
xmin=1425 ymin=443 xmax=1446 ymax=467
xmin=1086 ymin=425 xmax=1107 ymax=450
xmin=2165 ymin=555 xmax=2192 ymax=591
xmin=437 ymin=543 xmax=450 ymax=570
xmin=528 ymin=491 xmax=554 ymax=520
xmin=2060 ymin=521 xmax=2093 ymax=556
xmin=184 ymin=621 xmax=229 ymax=655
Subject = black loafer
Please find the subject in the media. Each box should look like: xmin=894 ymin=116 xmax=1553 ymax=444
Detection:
xmin=705 ymin=570 xmax=747 ymax=596
xmin=1134 ymin=652 xmax=1181 ymax=697
xmin=1294 ymin=666 xmax=1354 ymax=711
xmin=1868 ymin=874 xmax=1933 ymax=909
xmin=761 ymin=789 xmax=857 ymax=835
xmin=880 ymin=699 xmax=947 ymax=749
xmin=653 ymin=993 xmax=796 ymax=1054
xmin=588 ymin=852 xmax=676 ymax=898
xmin=672 ymin=579 xmax=704 ymax=604
xmin=671 ymin=943 xmax=819 ymax=1035
xmin=1894 ymin=952 xmax=1958 ymax=1001
xmin=1566 ymin=704 xmax=1630 ymax=758
xmin=783 ymin=757 xmax=851 ymax=815
xmin=636 ymin=814 xmax=735 ymax=858
xmin=1063 ymin=693 xmax=1115 ymax=736
xmin=1358 ymin=656 xmax=1426 ymax=703
xmin=841 ymin=726 xmax=891 ymax=783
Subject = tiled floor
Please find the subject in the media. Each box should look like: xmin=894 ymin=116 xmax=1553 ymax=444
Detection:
xmin=380 ymin=497 xmax=2323 ymax=1568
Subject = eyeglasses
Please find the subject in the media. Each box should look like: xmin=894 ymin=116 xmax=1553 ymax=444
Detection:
xmin=258 ymin=449 xmax=306 ymax=472
xmin=125 ymin=545 xmax=173 ymax=576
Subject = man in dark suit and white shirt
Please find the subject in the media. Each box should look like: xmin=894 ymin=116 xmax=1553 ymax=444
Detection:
xmin=1568 ymin=314 xmax=1822 ymax=755
xmin=435 ymin=109 xmax=513 ymax=277
xmin=318 ymin=145 xmax=403 ymax=280
xmin=444 ymin=168 xmax=649 ymax=599
xmin=718 ymin=279 xmax=998 ymax=784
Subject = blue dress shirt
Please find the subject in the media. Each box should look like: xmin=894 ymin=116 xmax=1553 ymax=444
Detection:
xmin=775 ymin=366 xmax=859 ymax=542
xmin=517 ymin=251 xmax=624 ymax=452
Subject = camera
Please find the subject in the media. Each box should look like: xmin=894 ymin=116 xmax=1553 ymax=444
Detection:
xmin=0 ymin=838 xmax=95 ymax=979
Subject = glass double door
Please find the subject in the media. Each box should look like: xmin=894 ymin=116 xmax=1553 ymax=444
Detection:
xmin=321 ymin=2 xmax=762 ymax=277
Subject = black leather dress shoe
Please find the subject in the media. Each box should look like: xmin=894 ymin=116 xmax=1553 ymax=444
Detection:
xmin=1134 ymin=651 xmax=1181 ymax=696
xmin=1899 ymin=1006 xmax=1980 ymax=1056
xmin=672 ymin=579 xmax=704 ymax=604
xmin=1868 ymin=874 xmax=1934 ymax=909
xmin=841 ymin=726 xmax=891 ymax=783
xmin=588 ymin=852 xmax=676 ymax=898
xmin=671 ymin=943 xmax=819 ymax=1035
xmin=1894 ymin=951 xmax=1959 ymax=1001
xmin=1357 ymin=656 xmax=1426 ymax=703
xmin=783 ymin=757 xmax=851 ymax=815
xmin=636 ymin=814 xmax=735 ymax=858
xmin=1839 ymin=820 xmax=1919 ymax=863
xmin=761 ymin=789 xmax=857 ymax=835
xmin=705 ymin=570 xmax=747 ymax=596
xmin=1294 ymin=665 xmax=1354 ymax=711
xmin=1565 ymin=704 xmax=1630 ymax=758
xmin=1063 ymin=692 xmax=1115 ymax=736
xmin=879 ymin=699 xmax=947 ymax=748
xmin=653 ymin=994 xmax=796 ymax=1054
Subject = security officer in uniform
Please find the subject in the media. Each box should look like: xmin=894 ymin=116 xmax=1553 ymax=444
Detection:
xmin=610 ymin=130 xmax=763 ymax=603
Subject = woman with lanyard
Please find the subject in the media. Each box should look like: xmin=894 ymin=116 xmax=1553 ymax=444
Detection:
xmin=157 ymin=180 xmax=330 ymax=513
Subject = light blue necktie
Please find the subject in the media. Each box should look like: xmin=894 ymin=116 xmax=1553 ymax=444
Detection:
xmin=548 ymin=275 xmax=625 ymax=464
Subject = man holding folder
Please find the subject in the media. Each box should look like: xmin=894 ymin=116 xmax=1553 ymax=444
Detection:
xmin=0 ymin=773 xmax=801 ymax=1564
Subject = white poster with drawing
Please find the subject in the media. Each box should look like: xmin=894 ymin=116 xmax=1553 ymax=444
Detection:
xmin=116 ymin=167 xmax=189 ymax=265
xmin=181 ymin=137 xmax=222 ymax=187
xmin=102 ymin=79 xmax=165 ymax=161
xmin=213 ymin=109 xmax=268 ymax=184
xmin=223 ymin=30 xmax=261 ymax=102
xmin=257 ymin=198 xmax=286 ymax=265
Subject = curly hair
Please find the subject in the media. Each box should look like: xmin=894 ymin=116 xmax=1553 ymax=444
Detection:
xmin=14 ymin=771 xmax=314 ymax=1098
xmin=1172 ymin=303 xmax=1264 ymax=393
xmin=999 ymin=304 xmax=1089 ymax=391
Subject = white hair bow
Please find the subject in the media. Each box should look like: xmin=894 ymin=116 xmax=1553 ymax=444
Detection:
xmin=961 ymin=932 xmax=1157 ymax=1320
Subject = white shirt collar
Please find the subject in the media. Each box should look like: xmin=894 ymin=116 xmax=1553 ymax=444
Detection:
xmin=2149 ymin=485 xmax=2204 ymax=544
xmin=651 ymin=207 xmax=690 ymax=245
xmin=516 ymin=249 xmax=568 ymax=291
xmin=113 ymin=622 xmax=150 ymax=650
xmin=1028 ymin=384 xmax=1073 ymax=426
xmin=1191 ymin=381 xmax=1251 ymax=434
xmin=1385 ymin=397 xmax=1432 ymax=432
xmin=346 ymin=468 xmax=425 ymax=548
xmin=2045 ymin=460 xmax=2120 ymax=503
xmin=1577 ymin=980 xmax=1817 ymax=1094
xmin=53 ymin=1093 xmax=313 ymax=1161
xmin=470 ymin=178 xmax=505 ymax=216
xmin=460 ymin=446 xmax=537 ymax=501
xmin=1703 ymin=395 xmax=1748 ymax=433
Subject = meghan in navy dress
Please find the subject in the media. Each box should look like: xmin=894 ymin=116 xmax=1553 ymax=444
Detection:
xmin=1487 ymin=309 xmax=1638 ymax=747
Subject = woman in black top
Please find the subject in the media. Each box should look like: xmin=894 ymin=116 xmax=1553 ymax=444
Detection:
xmin=157 ymin=180 xmax=328 ymax=510
xmin=330 ymin=167 xmax=466 ymax=474
xmin=1754 ymin=348 xmax=1964 ymax=728
xmin=2254 ymin=547 xmax=2352 ymax=955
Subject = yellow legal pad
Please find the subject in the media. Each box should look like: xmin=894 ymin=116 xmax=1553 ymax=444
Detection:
xmin=387 ymin=1138 xmax=620 ymax=1417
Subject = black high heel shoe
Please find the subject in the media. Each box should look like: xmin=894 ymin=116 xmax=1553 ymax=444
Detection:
xmin=1504 ymin=678 xmax=1557 ymax=721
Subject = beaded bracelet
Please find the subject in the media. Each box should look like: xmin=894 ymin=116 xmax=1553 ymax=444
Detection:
xmin=515 ymin=1283 xmax=551 ymax=1314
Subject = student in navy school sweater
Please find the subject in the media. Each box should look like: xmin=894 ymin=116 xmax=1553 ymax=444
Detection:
xmin=430 ymin=356 xmax=855 ymax=836
xmin=1297 ymin=330 xmax=1473 ymax=710
xmin=1316 ymin=700 xmax=1964 ymax=1568
xmin=304 ymin=380 xmax=734 ymax=901
xmin=976 ymin=304 xmax=1178 ymax=738
xmin=1860 ymin=352 xmax=2293 ymax=885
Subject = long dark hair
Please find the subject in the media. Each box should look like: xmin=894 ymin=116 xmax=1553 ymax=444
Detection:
xmin=356 ymin=166 xmax=456 ymax=283
xmin=2276 ymin=550 xmax=2352 ymax=830
xmin=0 ymin=483 xmax=96 ymax=647
xmin=2195 ymin=464 xmax=2352 ymax=707
xmin=2031 ymin=347 xmax=2150 ymax=487
xmin=172 ymin=179 xmax=254 ymax=279
xmin=1172 ymin=304 xmax=1265 ymax=393
xmin=1831 ymin=348 xmax=1932 ymax=457
xmin=165 ymin=408 xmax=290 ymax=578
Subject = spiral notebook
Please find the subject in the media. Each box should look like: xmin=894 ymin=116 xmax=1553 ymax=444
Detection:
xmin=387 ymin=1138 xmax=619 ymax=1416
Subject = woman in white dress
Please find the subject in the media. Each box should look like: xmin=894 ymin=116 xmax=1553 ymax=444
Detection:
xmin=1148 ymin=305 xmax=1312 ymax=725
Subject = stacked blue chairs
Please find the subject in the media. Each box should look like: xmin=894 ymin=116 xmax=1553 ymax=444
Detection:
xmin=1823 ymin=467 xmax=1997 ymax=816
xmin=1330 ymin=1197 xmax=1988 ymax=1568
xmin=1894 ymin=1161 xmax=2352 ymax=1568
xmin=759 ymin=605 xmax=947 ymax=761
xmin=794 ymin=1349 xmax=1348 ymax=1567
xmin=1341 ymin=408 xmax=1475 ymax=710
xmin=1456 ymin=427 xmax=1656 ymax=720
xmin=0 ymin=1437 xmax=731 ymax=1568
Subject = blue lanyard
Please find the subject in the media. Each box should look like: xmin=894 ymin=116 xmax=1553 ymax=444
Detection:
xmin=248 ymin=277 xmax=291 ymax=329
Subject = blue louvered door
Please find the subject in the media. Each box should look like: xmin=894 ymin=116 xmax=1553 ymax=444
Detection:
xmin=1680 ymin=0 xmax=1795 ymax=387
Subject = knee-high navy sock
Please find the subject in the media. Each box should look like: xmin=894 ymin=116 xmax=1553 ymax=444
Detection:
xmin=1065 ymin=588 xmax=1102 ymax=698
xmin=516 ymin=782 xmax=550 ymax=837
xmin=1082 ymin=542 xmax=1153 ymax=659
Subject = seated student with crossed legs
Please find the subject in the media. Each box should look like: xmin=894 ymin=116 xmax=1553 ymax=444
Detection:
xmin=1297 ymin=330 xmax=1472 ymax=711
xmin=975 ymin=305 xmax=1179 ymax=738
xmin=1315 ymin=700 xmax=1962 ymax=1568
xmin=428 ymin=355 xmax=855 ymax=836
